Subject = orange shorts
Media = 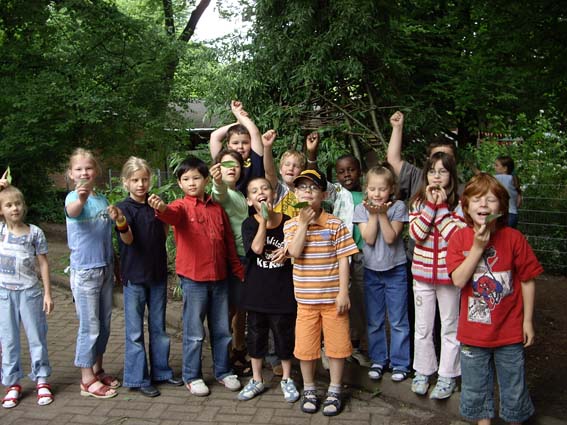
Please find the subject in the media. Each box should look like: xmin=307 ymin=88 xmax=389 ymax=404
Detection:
xmin=293 ymin=303 xmax=352 ymax=360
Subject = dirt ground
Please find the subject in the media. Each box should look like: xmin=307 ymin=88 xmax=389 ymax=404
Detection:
xmin=41 ymin=222 xmax=567 ymax=420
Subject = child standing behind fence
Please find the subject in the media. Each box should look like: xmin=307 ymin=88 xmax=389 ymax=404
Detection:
xmin=148 ymin=156 xmax=244 ymax=397
xmin=107 ymin=157 xmax=181 ymax=398
xmin=65 ymin=148 xmax=120 ymax=400
xmin=0 ymin=184 xmax=54 ymax=408
xmin=447 ymin=173 xmax=542 ymax=425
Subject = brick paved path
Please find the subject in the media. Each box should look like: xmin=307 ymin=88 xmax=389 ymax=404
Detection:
xmin=0 ymin=286 xmax=461 ymax=425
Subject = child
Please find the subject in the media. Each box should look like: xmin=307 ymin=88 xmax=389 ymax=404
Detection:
xmin=447 ymin=173 xmax=542 ymax=424
xmin=262 ymin=129 xmax=306 ymax=217
xmin=210 ymin=149 xmax=250 ymax=376
xmin=148 ymin=156 xmax=244 ymax=397
xmin=209 ymin=100 xmax=265 ymax=194
xmin=65 ymin=148 xmax=119 ymax=399
xmin=305 ymin=133 xmax=370 ymax=367
xmin=107 ymin=157 xmax=181 ymax=398
xmin=493 ymin=156 xmax=522 ymax=228
xmin=408 ymin=151 xmax=464 ymax=399
xmin=284 ymin=169 xmax=359 ymax=416
xmin=353 ymin=164 xmax=411 ymax=382
xmin=0 ymin=185 xmax=54 ymax=408
xmin=237 ymin=177 xmax=298 ymax=402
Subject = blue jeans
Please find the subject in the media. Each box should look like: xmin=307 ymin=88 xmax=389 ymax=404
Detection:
xmin=123 ymin=281 xmax=173 ymax=388
xmin=0 ymin=286 xmax=51 ymax=386
xmin=364 ymin=264 xmax=410 ymax=371
xmin=460 ymin=344 xmax=534 ymax=423
xmin=70 ymin=266 xmax=114 ymax=368
xmin=180 ymin=277 xmax=232 ymax=383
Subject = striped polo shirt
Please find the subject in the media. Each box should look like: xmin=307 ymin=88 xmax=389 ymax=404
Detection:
xmin=284 ymin=211 xmax=359 ymax=305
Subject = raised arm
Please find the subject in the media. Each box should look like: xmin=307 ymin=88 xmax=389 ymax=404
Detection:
xmin=262 ymin=129 xmax=279 ymax=190
xmin=233 ymin=101 xmax=263 ymax=156
xmin=209 ymin=122 xmax=236 ymax=160
xmin=386 ymin=111 xmax=405 ymax=176
xmin=305 ymin=132 xmax=319 ymax=170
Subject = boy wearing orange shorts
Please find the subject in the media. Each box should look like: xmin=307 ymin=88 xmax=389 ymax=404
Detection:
xmin=284 ymin=169 xmax=359 ymax=416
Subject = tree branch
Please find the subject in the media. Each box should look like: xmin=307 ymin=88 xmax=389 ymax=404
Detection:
xmin=179 ymin=0 xmax=211 ymax=42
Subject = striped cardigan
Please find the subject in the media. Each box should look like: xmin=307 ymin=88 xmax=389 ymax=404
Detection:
xmin=409 ymin=200 xmax=464 ymax=285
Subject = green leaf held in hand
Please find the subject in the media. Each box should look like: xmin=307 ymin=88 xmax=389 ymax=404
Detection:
xmin=292 ymin=201 xmax=309 ymax=209
xmin=261 ymin=201 xmax=269 ymax=220
xmin=4 ymin=166 xmax=12 ymax=184
xmin=76 ymin=179 xmax=90 ymax=188
xmin=485 ymin=213 xmax=502 ymax=224
xmin=220 ymin=160 xmax=238 ymax=168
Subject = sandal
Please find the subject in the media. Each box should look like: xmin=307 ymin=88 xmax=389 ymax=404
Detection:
xmin=322 ymin=391 xmax=342 ymax=417
xmin=368 ymin=364 xmax=384 ymax=381
xmin=300 ymin=389 xmax=319 ymax=414
xmin=2 ymin=384 xmax=22 ymax=409
xmin=95 ymin=369 xmax=121 ymax=389
xmin=230 ymin=349 xmax=252 ymax=377
xmin=80 ymin=378 xmax=118 ymax=399
xmin=36 ymin=383 xmax=54 ymax=406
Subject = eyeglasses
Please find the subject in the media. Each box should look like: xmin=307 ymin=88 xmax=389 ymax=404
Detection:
xmin=296 ymin=183 xmax=321 ymax=192
xmin=427 ymin=168 xmax=449 ymax=177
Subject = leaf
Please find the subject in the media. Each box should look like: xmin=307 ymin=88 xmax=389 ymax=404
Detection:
xmin=261 ymin=201 xmax=269 ymax=219
xmin=221 ymin=160 xmax=238 ymax=168
xmin=485 ymin=213 xmax=502 ymax=224
xmin=292 ymin=201 xmax=309 ymax=209
xmin=76 ymin=179 xmax=90 ymax=188
xmin=4 ymin=166 xmax=12 ymax=184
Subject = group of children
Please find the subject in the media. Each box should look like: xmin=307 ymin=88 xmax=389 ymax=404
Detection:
xmin=0 ymin=105 xmax=542 ymax=425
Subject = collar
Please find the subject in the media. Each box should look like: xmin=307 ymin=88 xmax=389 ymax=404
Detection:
xmin=185 ymin=193 xmax=213 ymax=206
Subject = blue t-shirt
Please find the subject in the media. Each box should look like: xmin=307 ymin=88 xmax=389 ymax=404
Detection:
xmin=353 ymin=200 xmax=408 ymax=272
xmin=65 ymin=191 xmax=113 ymax=269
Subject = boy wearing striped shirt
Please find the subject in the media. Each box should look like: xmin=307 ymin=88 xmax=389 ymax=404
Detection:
xmin=284 ymin=169 xmax=359 ymax=417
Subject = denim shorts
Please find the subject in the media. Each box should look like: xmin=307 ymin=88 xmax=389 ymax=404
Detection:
xmin=460 ymin=343 xmax=534 ymax=423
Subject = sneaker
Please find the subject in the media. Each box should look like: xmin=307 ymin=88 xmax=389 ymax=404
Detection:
xmin=280 ymin=378 xmax=299 ymax=403
xmin=368 ymin=364 xmax=384 ymax=381
xmin=391 ymin=369 xmax=410 ymax=382
xmin=219 ymin=374 xmax=241 ymax=391
xmin=349 ymin=348 xmax=371 ymax=367
xmin=429 ymin=376 xmax=457 ymax=400
xmin=411 ymin=373 xmax=430 ymax=395
xmin=237 ymin=379 xmax=265 ymax=401
xmin=187 ymin=379 xmax=210 ymax=396
xmin=320 ymin=347 xmax=330 ymax=370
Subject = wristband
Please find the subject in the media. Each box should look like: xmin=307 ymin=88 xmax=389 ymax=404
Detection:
xmin=307 ymin=159 xmax=317 ymax=164
xmin=116 ymin=216 xmax=127 ymax=227
xmin=117 ymin=225 xmax=129 ymax=234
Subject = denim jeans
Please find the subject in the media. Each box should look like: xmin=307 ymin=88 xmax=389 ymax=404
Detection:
xmin=70 ymin=266 xmax=114 ymax=368
xmin=364 ymin=264 xmax=410 ymax=371
xmin=0 ymin=286 xmax=51 ymax=386
xmin=123 ymin=281 xmax=173 ymax=388
xmin=180 ymin=277 xmax=232 ymax=383
xmin=460 ymin=343 xmax=534 ymax=423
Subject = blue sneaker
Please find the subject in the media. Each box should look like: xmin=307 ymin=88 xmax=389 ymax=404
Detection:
xmin=237 ymin=379 xmax=265 ymax=401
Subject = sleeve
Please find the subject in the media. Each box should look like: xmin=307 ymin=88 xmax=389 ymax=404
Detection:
xmin=283 ymin=217 xmax=297 ymax=247
xmin=241 ymin=217 xmax=257 ymax=258
xmin=398 ymin=161 xmax=423 ymax=201
xmin=250 ymin=150 xmax=265 ymax=178
xmin=156 ymin=199 xmax=185 ymax=226
xmin=352 ymin=203 xmax=368 ymax=224
xmin=64 ymin=191 xmax=78 ymax=217
xmin=435 ymin=204 xmax=465 ymax=242
xmin=514 ymin=232 xmax=544 ymax=281
xmin=222 ymin=209 xmax=245 ymax=280
xmin=211 ymin=180 xmax=229 ymax=204
xmin=34 ymin=226 xmax=49 ymax=256
xmin=446 ymin=228 xmax=468 ymax=275
xmin=390 ymin=200 xmax=408 ymax=223
xmin=409 ymin=201 xmax=437 ymax=242
xmin=334 ymin=221 xmax=359 ymax=259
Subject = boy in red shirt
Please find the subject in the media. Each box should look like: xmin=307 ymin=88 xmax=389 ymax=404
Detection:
xmin=447 ymin=173 xmax=543 ymax=425
xmin=148 ymin=157 xmax=244 ymax=397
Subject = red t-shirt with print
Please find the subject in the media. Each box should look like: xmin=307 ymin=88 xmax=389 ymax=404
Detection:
xmin=446 ymin=226 xmax=543 ymax=348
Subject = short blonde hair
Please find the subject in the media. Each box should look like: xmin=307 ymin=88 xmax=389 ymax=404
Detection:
xmin=68 ymin=148 xmax=102 ymax=176
xmin=120 ymin=156 xmax=152 ymax=191
xmin=279 ymin=150 xmax=306 ymax=170
xmin=0 ymin=186 xmax=27 ymax=222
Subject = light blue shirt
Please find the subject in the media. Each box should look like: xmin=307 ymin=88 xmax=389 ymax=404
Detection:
xmin=353 ymin=200 xmax=408 ymax=272
xmin=65 ymin=191 xmax=113 ymax=269
xmin=495 ymin=174 xmax=519 ymax=214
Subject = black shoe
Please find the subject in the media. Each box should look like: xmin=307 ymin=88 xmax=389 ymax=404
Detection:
xmin=157 ymin=377 xmax=183 ymax=386
xmin=139 ymin=385 xmax=160 ymax=397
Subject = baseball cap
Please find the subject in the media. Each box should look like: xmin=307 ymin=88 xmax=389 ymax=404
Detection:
xmin=293 ymin=169 xmax=327 ymax=190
